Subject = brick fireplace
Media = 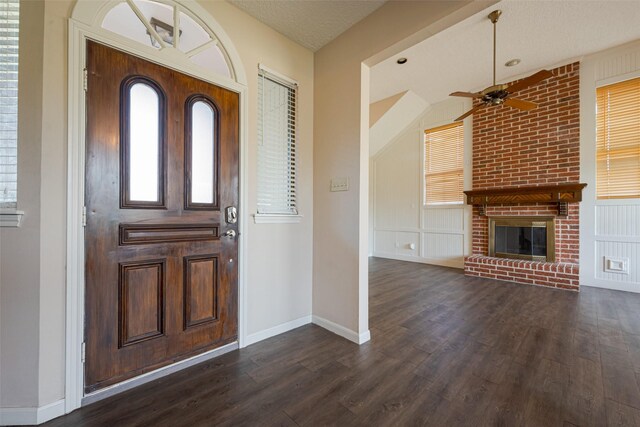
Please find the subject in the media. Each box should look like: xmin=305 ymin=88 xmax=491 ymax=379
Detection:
xmin=463 ymin=62 xmax=582 ymax=290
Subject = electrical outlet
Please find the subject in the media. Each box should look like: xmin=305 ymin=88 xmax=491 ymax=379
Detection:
xmin=330 ymin=177 xmax=349 ymax=192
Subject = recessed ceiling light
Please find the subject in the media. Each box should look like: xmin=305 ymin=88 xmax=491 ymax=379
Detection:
xmin=397 ymin=58 xmax=407 ymax=65
xmin=505 ymin=58 xmax=521 ymax=67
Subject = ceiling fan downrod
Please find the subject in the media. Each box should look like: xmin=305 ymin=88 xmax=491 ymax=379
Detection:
xmin=489 ymin=10 xmax=502 ymax=87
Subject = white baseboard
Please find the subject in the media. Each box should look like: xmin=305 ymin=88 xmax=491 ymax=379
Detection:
xmin=245 ymin=315 xmax=312 ymax=346
xmin=582 ymin=279 xmax=640 ymax=294
xmin=0 ymin=399 xmax=65 ymax=426
xmin=371 ymin=253 xmax=464 ymax=269
xmin=312 ymin=315 xmax=371 ymax=344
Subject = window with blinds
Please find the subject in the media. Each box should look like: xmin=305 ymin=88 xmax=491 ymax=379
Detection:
xmin=257 ymin=67 xmax=297 ymax=215
xmin=0 ymin=0 xmax=18 ymax=207
xmin=424 ymin=122 xmax=464 ymax=205
xmin=596 ymin=77 xmax=640 ymax=200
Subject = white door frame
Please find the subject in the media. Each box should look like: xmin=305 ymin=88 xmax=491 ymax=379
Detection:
xmin=65 ymin=0 xmax=249 ymax=413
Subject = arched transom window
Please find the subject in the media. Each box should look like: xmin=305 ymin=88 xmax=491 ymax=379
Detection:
xmin=102 ymin=0 xmax=233 ymax=79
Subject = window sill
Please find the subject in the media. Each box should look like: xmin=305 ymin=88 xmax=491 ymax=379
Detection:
xmin=0 ymin=209 xmax=25 ymax=227
xmin=253 ymin=213 xmax=303 ymax=224
xmin=423 ymin=203 xmax=465 ymax=208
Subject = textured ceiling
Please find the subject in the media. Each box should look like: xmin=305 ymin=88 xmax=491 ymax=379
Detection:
xmin=229 ymin=0 xmax=387 ymax=51
xmin=371 ymin=0 xmax=640 ymax=104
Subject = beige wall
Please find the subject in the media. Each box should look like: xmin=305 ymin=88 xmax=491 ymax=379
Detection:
xmin=0 ymin=0 xmax=45 ymax=408
xmin=1 ymin=0 xmax=313 ymax=411
xmin=196 ymin=1 xmax=315 ymax=338
xmin=313 ymin=1 xmax=492 ymax=335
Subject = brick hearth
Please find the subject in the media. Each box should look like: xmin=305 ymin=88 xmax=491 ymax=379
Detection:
xmin=464 ymin=62 xmax=581 ymax=290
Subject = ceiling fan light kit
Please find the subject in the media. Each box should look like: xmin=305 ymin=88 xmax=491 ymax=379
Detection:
xmin=450 ymin=9 xmax=553 ymax=121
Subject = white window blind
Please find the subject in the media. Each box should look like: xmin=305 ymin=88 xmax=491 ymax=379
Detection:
xmin=424 ymin=122 xmax=464 ymax=205
xmin=257 ymin=67 xmax=297 ymax=215
xmin=596 ymin=77 xmax=640 ymax=199
xmin=0 ymin=0 xmax=18 ymax=207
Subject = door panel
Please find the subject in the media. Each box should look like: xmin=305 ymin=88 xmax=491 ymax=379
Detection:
xmin=84 ymin=41 xmax=239 ymax=393
xmin=184 ymin=255 xmax=218 ymax=328
xmin=118 ymin=260 xmax=165 ymax=347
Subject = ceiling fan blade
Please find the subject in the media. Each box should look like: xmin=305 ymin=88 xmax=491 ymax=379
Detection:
xmin=505 ymin=69 xmax=553 ymax=94
xmin=450 ymin=91 xmax=482 ymax=98
xmin=504 ymin=97 xmax=538 ymax=111
xmin=455 ymin=104 xmax=485 ymax=122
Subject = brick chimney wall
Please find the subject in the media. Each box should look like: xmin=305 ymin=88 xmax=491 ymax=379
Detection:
xmin=464 ymin=62 xmax=581 ymax=290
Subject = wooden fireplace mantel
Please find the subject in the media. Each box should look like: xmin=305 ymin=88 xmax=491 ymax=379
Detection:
xmin=464 ymin=183 xmax=587 ymax=216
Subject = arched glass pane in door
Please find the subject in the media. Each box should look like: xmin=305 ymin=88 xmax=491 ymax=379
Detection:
xmin=122 ymin=79 xmax=165 ymax=206
xmin=187 ymin=98 xmax=217 ymax=207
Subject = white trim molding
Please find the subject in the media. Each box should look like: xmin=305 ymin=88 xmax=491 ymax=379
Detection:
xmin=312 ymin=315 xmax=371 ymax=345
xmin=257 ymin=63 xmax=298 ymax=87
xmin=245 ymin=315 xmax=312 ymax=346
xmin=253 ymin=213 xmax=303 ymax=224
xmin=0 ymin=399 xmax=65 ymax=426
xmin=0 ymin=208 xmax=24 ymax=227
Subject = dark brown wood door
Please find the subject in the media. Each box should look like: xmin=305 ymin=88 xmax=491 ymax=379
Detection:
xmin=84 ymin=41 xmax=239 ymax=393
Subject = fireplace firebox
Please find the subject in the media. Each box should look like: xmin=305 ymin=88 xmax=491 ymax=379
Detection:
xmin=488 ymin=216 xmax=555 ymax=262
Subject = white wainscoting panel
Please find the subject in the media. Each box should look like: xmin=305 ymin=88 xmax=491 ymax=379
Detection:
xmin=596 ymin=48 xmax=640 ymax=81
xmin=422 ymin=207 xmax=465 ymax=232
xmin=395 ymin=231 xmax=420 ymax=257
xmin=423 ymin=232 xmax=464 ymax=260
xmin=580 ymin=40 xmax=640 ymax=293
xmin=373 ymin=230 xmax=420 ymax=259
xmin=595 ymin=240 xmax=640 ymax=285
xmin=374 ymin=230 xmax=396 ymax=255
xmin=594 ymin=206 xmax=640 ymax=289
xmin=596 ymin=205 xmax=640 ymax=237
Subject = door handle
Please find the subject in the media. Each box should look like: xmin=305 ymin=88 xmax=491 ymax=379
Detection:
xmin=223 ymin=229 xmax=237 ymax=238
xmin=225 ymin=206 xmax=237 ymax=224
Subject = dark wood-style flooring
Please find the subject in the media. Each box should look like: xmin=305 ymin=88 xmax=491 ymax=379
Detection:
xmin=45 ymin=257 xmax=640 ymax=426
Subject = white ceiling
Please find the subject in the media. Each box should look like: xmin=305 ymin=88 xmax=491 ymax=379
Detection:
xmin=229 ymin=0 xmax=387 ymax=51
xmin=370 ymin=0 xmax=640 ymax=104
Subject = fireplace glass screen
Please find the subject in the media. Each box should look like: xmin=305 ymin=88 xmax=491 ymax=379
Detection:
xmin=489 ymin=217 xmax=555 ymax=262
xmin=495 ymin=226 xmax=547 ymax=257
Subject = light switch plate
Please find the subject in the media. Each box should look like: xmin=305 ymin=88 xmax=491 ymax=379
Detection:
xmin=330 ymin=177 xmax=349 ymax=192
xmin=604 ymin=256 xmax=629 ymax=274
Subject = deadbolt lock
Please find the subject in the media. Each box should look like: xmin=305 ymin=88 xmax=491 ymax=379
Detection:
xmin=225 ymin=206 xmax=237 ymax=224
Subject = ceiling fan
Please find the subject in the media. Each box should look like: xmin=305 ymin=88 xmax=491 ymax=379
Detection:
xmin=450 ymin=10 xmax=553 ymax=122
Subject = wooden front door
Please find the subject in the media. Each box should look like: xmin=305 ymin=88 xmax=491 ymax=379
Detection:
xmin=84 ymin=41 xmax=239 ymax=393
